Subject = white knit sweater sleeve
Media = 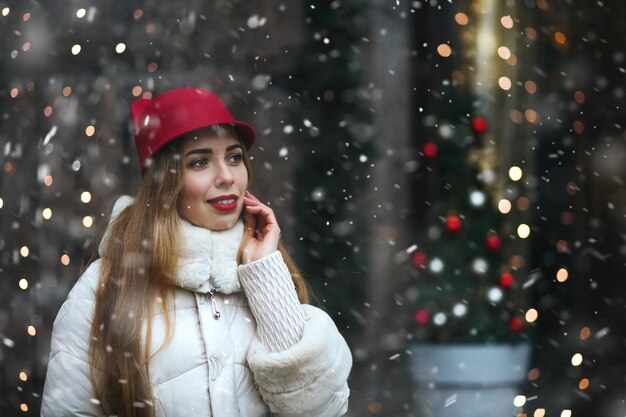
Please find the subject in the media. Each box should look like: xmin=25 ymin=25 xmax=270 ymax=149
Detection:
xmin=237 ymin=250 xmax=307 ymax=352
xmin=238 ymin=251 xmax=352 ymax=417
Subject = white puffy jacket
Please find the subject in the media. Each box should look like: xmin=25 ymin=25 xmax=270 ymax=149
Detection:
xmin=41 ymin=196 xmax=352 ymax=417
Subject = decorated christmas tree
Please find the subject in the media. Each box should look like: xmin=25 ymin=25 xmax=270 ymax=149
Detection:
xmin=407 ymin=3 xmax=534 ymax=344
xmin=409 ymin=109 xmax=531 ymax=343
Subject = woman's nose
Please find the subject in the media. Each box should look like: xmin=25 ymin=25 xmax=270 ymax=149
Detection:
xmin=215 ymin=162 xmax=234 ymax=187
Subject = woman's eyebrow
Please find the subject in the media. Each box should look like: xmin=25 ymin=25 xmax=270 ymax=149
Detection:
xmin=184 ymin=144 xmax=242 ymax=157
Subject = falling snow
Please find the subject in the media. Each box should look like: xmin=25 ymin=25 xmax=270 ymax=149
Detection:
xmin=0 ymin=1 xmax=625 ymax=416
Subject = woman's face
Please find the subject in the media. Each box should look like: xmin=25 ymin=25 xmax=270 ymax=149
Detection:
xmin=177 ymin=126 xmax=249 ymax=231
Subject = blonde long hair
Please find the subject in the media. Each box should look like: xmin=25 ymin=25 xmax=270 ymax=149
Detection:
xmin=88 ymin=129 xmax=309 ymax=417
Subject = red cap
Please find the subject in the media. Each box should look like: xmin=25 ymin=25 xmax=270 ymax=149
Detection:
xmin=130 ymin=88 xmax=256 ymax=170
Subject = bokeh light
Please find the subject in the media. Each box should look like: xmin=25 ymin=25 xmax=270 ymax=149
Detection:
xmin=498 ymin=199 xmax=512 ymax=214
xmin=83 ymin=216 xmax=94 ymax=228
xmin=517 ymin=224 xmax=531 ymax=239
xmin=525 ymin=308 xmax=538 ymax=323
xmin=454 ymin=12 xmax=469 ymax=25
xmin=501 ymin=15 xmax=514 ymax=29
xmin=437 ymin=44 xmax=452 ymax=57
xmin=571 ymin=353 xmax=583 ymax=366
xmin=509 ymin=166 xmax=523 ymax=181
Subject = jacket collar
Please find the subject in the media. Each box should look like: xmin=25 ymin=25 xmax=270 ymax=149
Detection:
xmin=98 ymin=195 xmax=244 ymax=294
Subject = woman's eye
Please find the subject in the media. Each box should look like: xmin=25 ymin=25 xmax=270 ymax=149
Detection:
xmin=228 ymin=153 xmax=243 ymax=163
xmin=188 ymin=158 xmax=208 ymax=168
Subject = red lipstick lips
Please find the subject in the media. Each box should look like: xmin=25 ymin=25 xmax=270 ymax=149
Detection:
xmin=207 ymin=194 xmax=238 ymax=212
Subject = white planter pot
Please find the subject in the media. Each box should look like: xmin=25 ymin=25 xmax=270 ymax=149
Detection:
xmin=408 ymin=342 xmax=532 ymax=417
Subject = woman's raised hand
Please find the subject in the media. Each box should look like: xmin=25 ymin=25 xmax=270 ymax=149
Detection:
xmin=241 ymin=191 xmax=281 ymax=264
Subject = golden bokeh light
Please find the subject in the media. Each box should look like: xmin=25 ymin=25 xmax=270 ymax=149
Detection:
xmin=498 ymin=46 xmax=511 ymax=60
xmin=517 ymin=224 xmax=531 ymax=239
xmin=525 ymin=109 xmax=539 ymax=124
xmin=85 ymin=125 xmax=96 ymax=137
xmin=501 ymin=15 xmax=514 ymax=29
xmin=509 ymin=166 xmax=523 ymax=181
xmin=42 ymin=208 xmax=52 ymax=220
xmin=525 ymin=308 xmax=538 ymax=323
xmin=498 ymin=199 xmax=512 ymax=214
xmin=509 ymin=110 xmax=523 ymax=124
xmin=525 ymin=27 xmax=538 ymax=40
xmin=83 ymin=216 xmax=94 ymax=228
xmin=455 ymin=12 xmax=469 ymax=25
xmin=580 ymin=327 xmax=591 ymax=340
xmin=579 ymin=378 xmax=589 ymax=390
xmin=554 ymin=31 xmax=567 ymax=45
xmin=437 ymin=44 xmax=452 ymax=57
xmin=571 ymin=353 xmax=583 ymax=366
xmin=498 ymin=76 xmax=512 ymax=90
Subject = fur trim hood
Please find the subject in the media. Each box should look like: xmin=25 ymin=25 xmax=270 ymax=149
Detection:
xmin=98 ymin=195 xmax=244 ymax=294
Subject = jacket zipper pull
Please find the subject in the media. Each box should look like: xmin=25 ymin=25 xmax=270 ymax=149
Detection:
xmin=209 ymin=288 xmax=221 ymax=320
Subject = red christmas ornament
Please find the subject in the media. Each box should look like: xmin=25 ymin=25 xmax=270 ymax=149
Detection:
xmin=415 ymin=309 xmax=430 ymax=325
xmin=508 ymin=316 xmax=524 ymax=332
xmin=423 ymin=142 xmax=438 ymax=158
xmin=486 ymin=233 xmax=502 ymax=251
xmin=471 ymin=116 xmax=488 ymax=134
xmin=499 ymin=272 xmax=515 ymax=288
xmin=446 ymin=214 xmax=462 ymax=232
xmin=411 ymin=251 xmax=427 ymax=268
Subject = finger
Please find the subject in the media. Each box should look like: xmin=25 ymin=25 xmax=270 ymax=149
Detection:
xmin=243 ymin=196 xmax=260 ymax=207
xmin=245 ymin=205 xmax=257 ymax=235
xmin=248 ymin=204 xmax=276 ymax=229
xmin=246 ymin=191 xmax=260 ymax=201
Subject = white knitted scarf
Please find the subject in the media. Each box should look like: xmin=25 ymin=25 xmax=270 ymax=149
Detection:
xmin=98 ymin=195 xmax=244 ymax=294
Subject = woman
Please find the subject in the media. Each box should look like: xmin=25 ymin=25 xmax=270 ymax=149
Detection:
xmin=41 ymin=88 xmax=352 ymax=417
